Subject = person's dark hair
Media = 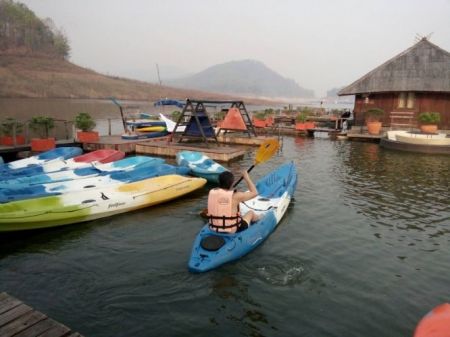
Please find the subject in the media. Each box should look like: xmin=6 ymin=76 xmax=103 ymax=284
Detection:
xmin=219 ymin=171 xmax=234 ymax=189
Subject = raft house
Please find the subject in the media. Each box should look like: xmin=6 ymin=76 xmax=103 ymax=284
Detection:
xmin=338 ymin=37 xmax=450 ymax=144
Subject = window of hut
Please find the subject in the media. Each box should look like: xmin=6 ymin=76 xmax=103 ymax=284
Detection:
xmin=406 ymin=92 xmax=415 ymax=109
xmin=398 ymin=93 xmax=407 ymax=108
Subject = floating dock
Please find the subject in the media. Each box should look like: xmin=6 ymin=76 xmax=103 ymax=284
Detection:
xmin=347 ymin=130 xmax=383 ymax=142
xmin=81 ymin=135 xmax=170 ymax=154
xmin=216 ymin=134 xmax=279 ymax=146
xmin=0 ymin=292 xmax=84 ymax=337
xmin=135 ymin=141 xmax=246 ymax=162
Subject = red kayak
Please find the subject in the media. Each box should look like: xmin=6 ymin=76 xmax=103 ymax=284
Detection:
xmin=73 ymin=149 xmax=125 ymax=164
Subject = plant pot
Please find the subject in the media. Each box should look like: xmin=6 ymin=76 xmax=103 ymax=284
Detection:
xmin=76 ymin=131 xmax=99 ymax=142
xmin=305 ymin=122 xmax=316 ymax=129
xmin=252 ymin=119 xmax=267 ymax=128
xmin=31 ymin=138 xmax=55 ymax=152
xmin=295 ymin=122 xmax=307 ymax=131
xmin=0 ymin=135 xmax=25 ymax=146
xmin=366 ymin=121 xmax=382 ymax=135
xmin=419 ymin=124 xmax=438 ymax=134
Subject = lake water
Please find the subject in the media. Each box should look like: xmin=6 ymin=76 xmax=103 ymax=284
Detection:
xmin=1 ymin=137 xmax=449 ymax=336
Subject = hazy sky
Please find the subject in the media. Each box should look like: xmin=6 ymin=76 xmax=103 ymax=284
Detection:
xmin=20 ymin=0 xmax=450 ymax=97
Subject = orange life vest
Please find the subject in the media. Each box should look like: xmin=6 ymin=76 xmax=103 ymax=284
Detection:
xmin=207 ymin=188 xmax=240 ymax=233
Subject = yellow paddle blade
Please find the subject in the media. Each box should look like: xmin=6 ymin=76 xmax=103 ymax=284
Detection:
xmin=255 ymin=139 xmax=280 ymax=165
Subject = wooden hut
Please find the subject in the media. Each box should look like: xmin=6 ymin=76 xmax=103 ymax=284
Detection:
xmin=339 ymin=38 xmax=450 ymax=130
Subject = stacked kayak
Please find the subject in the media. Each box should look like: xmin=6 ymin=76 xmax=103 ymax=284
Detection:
xmin=176 ymin=151 xmax=228 ymax=184
xmin=122 ymin=120 xmax=168 ymax=140
xmin=0 ymin=147 xmax=82 ymax=172
xmin=0 ymin=175 xmax=206 ymax=231
xmin=0 ymin=156 xmax=165 ymax=188
xmin=0 ymin=149 xmax=125 ymax=180
xmin=188 ymin=161 xmax=297 ymax=272
xmin=0 ymin=164 xmax=190 ymax=203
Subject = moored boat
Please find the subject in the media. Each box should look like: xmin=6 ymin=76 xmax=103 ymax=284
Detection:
xmin=0 ymin=175 xmax=207 ymax=231
xmin=188 ymin=161 xmax=297 ymax=272
xmin=0 ymin=147 xmax=82 ymax=172
xmin=396 ymin=134 xmax=450 ymax=145
xmin=0 ymin=164 xmax=190 ymax=203
xmin=0 ymin=156 xmax=165 ymax=188
xmin=0 ymin=149 xmax=125 ymax=180
xmin=176 ymin=151 xmax=228 ymax=184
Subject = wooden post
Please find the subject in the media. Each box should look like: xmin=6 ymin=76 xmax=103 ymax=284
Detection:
xmin=108 ymin=118 xmax=112 ymax=136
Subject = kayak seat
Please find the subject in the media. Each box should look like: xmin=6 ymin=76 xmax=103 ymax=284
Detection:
xmin=200 ymin=235 xmax=225 ymax=251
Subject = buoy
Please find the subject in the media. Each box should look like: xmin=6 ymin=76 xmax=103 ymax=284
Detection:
xmin=414 ymin=303 xmax=450 ymax=337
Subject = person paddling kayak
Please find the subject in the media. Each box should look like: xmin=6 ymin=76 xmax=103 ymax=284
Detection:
xmin=207 ymin=170 xmax=259 ymax=233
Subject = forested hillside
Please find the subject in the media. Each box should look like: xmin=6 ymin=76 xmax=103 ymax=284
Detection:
xmin=0 ymin=0 xmax=70 ymax=58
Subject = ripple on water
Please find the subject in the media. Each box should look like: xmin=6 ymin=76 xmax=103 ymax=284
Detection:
xmin=242 ymin=255 xmax=318 ymax=288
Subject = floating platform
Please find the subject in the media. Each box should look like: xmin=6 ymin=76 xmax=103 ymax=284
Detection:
xmin=135 ymin=141 xmax=246 ymax=162
xmin=380 ymin=138 xmax=450 ymax=155
xmin=0 ymin=292 xmax=84 ymax=337
xmin=347 ymin=130 xmax=383 ymax=142
xmin=82 ymin=135 xmax=170 ymax=154
xmin=217 ymin=134 xmax=279 ymax=146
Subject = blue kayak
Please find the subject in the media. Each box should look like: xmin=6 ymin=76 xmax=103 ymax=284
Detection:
xmin=0 ymin=147 xmax=82 ymax=172
xmin=0 ymin=156 xmax=165 ymax=189
xmin=176 ymin=151 xmax=228 ymax=184
xmin=188 ymin=161 xmax=297 ymax=273
xmin=0 ymin=164 xmax=190 ymax=203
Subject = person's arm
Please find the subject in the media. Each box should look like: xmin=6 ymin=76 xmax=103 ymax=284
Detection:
xmin=234 ymin=171 xmax=258 ymax=202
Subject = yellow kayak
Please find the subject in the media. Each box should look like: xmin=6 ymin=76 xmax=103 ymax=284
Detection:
xmin=0 ymin=175 xmax=206 ymax=231
xmin=136 ymin=126 xmax=167 ymax=132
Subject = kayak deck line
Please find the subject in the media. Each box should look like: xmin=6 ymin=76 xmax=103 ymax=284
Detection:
xmin=0 ymin=292 xmax=85 ymax=337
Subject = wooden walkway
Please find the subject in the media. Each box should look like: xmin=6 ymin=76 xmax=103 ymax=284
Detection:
xmin=0 ymin=292 xmax=83 ymax=337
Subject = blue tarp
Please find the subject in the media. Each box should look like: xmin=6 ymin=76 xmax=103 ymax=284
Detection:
xmin=154 ymin=99 xmax=185 ymax=109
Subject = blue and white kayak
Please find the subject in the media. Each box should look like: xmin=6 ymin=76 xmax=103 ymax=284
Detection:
xmin=0 ymin=147 xmax=82 ymax=172
xmin=188 ymin=161 xmax=297 ymax=273
xmin=176 ymin=151 xmax=228 ymax=184
xmin=0 ymin=156 xmax=165 ymax=188
xmin=0 ymin=164 xmax=190 ymax=203
xmin=0 ymin=149 xmax=125 ymax=181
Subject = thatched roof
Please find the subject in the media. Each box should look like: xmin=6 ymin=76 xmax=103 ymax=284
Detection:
xmin=339 ymin=38 xmax=450 ymax=95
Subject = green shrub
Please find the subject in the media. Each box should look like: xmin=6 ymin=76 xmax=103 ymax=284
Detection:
xmin=418 ymin=112 xmax=440 ymax=125
xmin=1 ymin=117 xmax=23 ymax=136
xmin=75 ymin=112 xmax=96 ymax=132
xmin=296 ymin=112 xmax=308 ymax=122
xmin=365 ymin=108 xmax=384 ymax=121
xmin=29 ymin=116 xmax=55 ymax=138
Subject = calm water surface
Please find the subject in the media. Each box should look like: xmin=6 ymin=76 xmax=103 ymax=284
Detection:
xmin=1 ymin=137 xmax=449 ymax=337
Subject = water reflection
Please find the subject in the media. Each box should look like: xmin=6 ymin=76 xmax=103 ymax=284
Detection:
xmin=335 ymin=141 xmax=450 ymax=248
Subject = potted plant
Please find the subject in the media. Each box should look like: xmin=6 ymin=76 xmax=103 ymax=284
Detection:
xmin=365 ymin=108 xmax=384 ymax=135
xmin=29 ymin=116 xmax=55 ymax=151
xmin=418 ymin=112 xmax=440 ymax=134
xmin=74 ymin=112 xmax=99 ymax=142
xmin=1 ymin=117 xmax=25 ymax=146
xmin=252 ymin=111 xmax=267 ymax=128
xmin=295 ymin=112 xmax=308 ymax=131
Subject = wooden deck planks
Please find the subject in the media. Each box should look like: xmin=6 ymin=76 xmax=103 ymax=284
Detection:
xmin=0 ymin=293 xmax=83 ymax=337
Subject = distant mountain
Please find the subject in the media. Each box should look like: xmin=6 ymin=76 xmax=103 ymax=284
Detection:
xmin=168 ymin=60 xmax=314 ymax=99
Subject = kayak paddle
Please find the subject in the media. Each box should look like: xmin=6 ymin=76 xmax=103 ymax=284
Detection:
xmin=232 ymin=138 xmax=280 ymax=187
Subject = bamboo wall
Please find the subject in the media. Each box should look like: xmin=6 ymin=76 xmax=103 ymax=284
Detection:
xmin=353 ymin=92 xmax=450 ymax=129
